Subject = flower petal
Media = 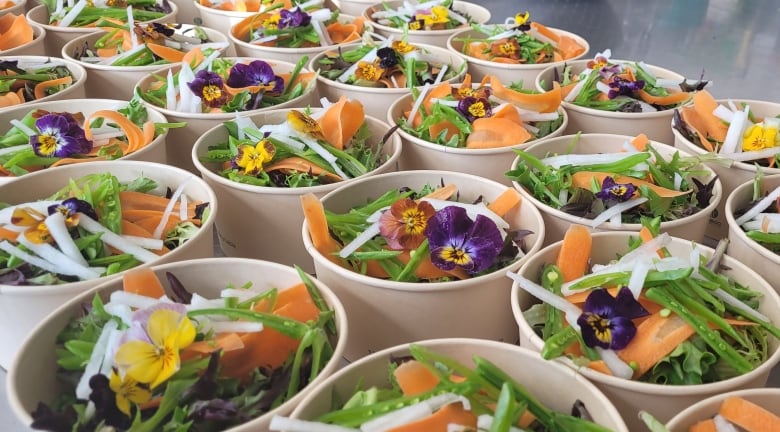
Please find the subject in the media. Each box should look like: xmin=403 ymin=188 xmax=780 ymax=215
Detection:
xmin=614 ymin=286 xmax=650 ymax=320
xmin=146 ymin=309 xmax=183 ymax=347
xmin=114 ymin=340 xmax=163 ymax=384
xmin=608 ymin=316 xmax=637 ymax=350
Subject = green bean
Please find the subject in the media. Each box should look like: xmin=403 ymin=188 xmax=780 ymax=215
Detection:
xmin=490 ymin=383 xmax=519 ymax=432
xmin=541 ymin=327 xmax=578 ymax=359
xmin=542 ymin=264 xmax=564 ymax=339
xmin=668 ymin=282 xmax=746 ymax=347
xmin=295 ymin=266 xmax=336 ymax=334
xmin=187 ymin=308 xmax=308 ymax=339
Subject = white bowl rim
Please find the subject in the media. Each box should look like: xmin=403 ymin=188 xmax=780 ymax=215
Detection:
xmin=509 ymin=132 xmax=723 ymax=230
xmin=191 ymin=109 xmax=403 ymax=195
xmin=192 ymin=0 xmax=255 ymax=17
xmin=445 ymin=25 xmax=590 ymax=70
xmin=510 ymin=230 xmax=780 ymax=395
xmin=535 ymin=58 xmax=687 ymax=119
xmin=301 ymin=168 xmax=546 ymax=292
xmin=665 ymin=387 xmax=780 ymax=428
xmin=724 ymin=173 xmax=780 ymax=264
xmin=0 ymin=21 xmax=46 ymax=53
xmin=363 ymin=0 xmax=490 ymax=35
xmin=0 ymin=160 xmax=219 ymax=295
xmin=26 ymin=3 xmax=179 ymax=31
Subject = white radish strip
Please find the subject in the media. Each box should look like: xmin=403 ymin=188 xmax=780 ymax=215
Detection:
xmin=595 ymin=81 xmax=611 ymax=95
xmin=433 ymin=64 xmax=448 ymax=85
xmin=234 ymin=114 xmax=257 ymax=140
xmin=188 ymin=41 xmax=231 ymax=51
xmin=712 ymin=104 xmax=734 ymax=123
xmin=178 ymin=61 xmax=199 ymax=113
xmin=487 ymin=28 xmax=521 ymax=41
xmin=15 ymin=237 xmax=101 ymax=280
xmin=735 ymin=185 xmax=780 ymax=225
xmin=269 ymin=417 xmax=359 ymax=432
xmin=75 ymin=320 xmax=117 ymax=399
xmin=420 ymin=198 xmax=509 ymax=229
xmin=104 ymin=302 xmax=133 ymax=325
xmin=366 ymin=206 xmax=389 ymax=223
xmin=719 ymin=107 xmax=749 ymax=154
xmin=78 ymin=213 xmax=160 ymax=263
xmin=54 ymin=0 xmax=64 ymax=16
xmin=595 ymin=347 xmax=634 ymax=379
xmin=558 ymin=189 xmax=568 ymax=205
xmin=760 ymin=214 xmax=780 ymax=233
xmin=0 ymin=241 xmax=74 ymax=278
xmin=563 ymin=79 xmax=586 ymax=102
xmin=541 ymin=152 xmax=645 ymax=169
xmin=653 ymin=256 xmax=691 ymax=272
xmin=719 ymin=146 xmax=780 ymax=162
xmin=0 ymin=201 xmax=59 ymax=224
xmin=179 ymin=194 xmax=188 ymax=222
xmin=221 ymin=288 xmax=265 ymax=301
xmin=0 ymin=144 xmax=27 ymax=157
xmin=627 ymin=260 xmax=650 ymax=299
xmin=153 ymin=177 xmax=192 ymax=239
xmin=90 ymin=130 xmax=127 ymax=142
xmin=407 ymin=83 xmax=431 ymax=125
xmin=742 ymin=220 xmax=763 ymax=231
xmin=673 ymin=173 xmax=683 ymax=191
xmin=590 ymin=197 xmax=648 ymax=228
xmin=637 ymin=100 xmax=658 ymax=112
xmin=107 ymin=43 xmax=147 ymax=66
xmin=429 ymin=98 xmax=459 ymax=107
xmin=166 ymin=70 xmax=177 ymax=111
xmin=194 ymin=50 xmax=222 ymax=74
xmin=126 ymin=6 xmax=138 ymax=48
xmin=45 ymin=211 xmax=88 ymax=267
xmin=522 ymin=122 xmax=540 ymax=134
xmin=506 ymin=271 xmax=582 ymax=330
xmin=263 ymin=132 xmax=306 ymax=151
xmin=188 ymin=293 xmax=226 ymax=309
xmin=622 ymin=140 xmax=639 ymax=153
xmin=508 ymin=105 xmax=559 ymax=122
xmin=690 ymin=246 xmax=701 ymax=277
xmin=339 ymin=223 xmax=380 ymax=258
xmin=619 ymin=232 xmax=671 ymax=264
xmin=294 ymin=134 xmax=350 ymax=179
xmin=447 ymin=10 xmax=467 ymax=25
xmin=9 ymin=119 xmax=37 ymax=136
xmin=296 ymin=0 xmax=325 ymax=8
xmin=361 ymin=395 xmax=463 ymax=432
xmin=311 ymin=20 xmax=332 ymax=47
xmin=609 ymin=210 xmax=621 ymax=227
xmin=337 ymin=48 xmax=378 ymax=83
xmin=120 ymin=235 xmax=164 ymax=250
xmin=202 ymin=321 xmax=264 ymax=333
xmin=476 ymin=415 xmax=525 ymax=432
xmin=713 ymin=414 xmax=740 ymax=432
xmin=58 ymin=0 xmax=88 ymax=27
xmin=109 ymin=290 xmax=162 ymax=309
xmin=98 ymin=327 xmax=123 ymax=377
xmin=712 ymin=288 xmax=770 ymax=322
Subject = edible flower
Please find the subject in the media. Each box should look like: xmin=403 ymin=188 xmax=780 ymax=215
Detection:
xmin=415 ymin=5 xmax=450 ymax=28
xmin=234 ymin=138 xmax=276 ymax=175
xmin=376 ymin=47 xmax=399 ymax=68
xmin=187 ymin=70 xmax=228 ymax=108
xmin=513 ymin=11 xmax=530 ymax=27
xmin=30 ymin=113 xmax=93 ymax=158
xmin=425 ymin=206 xmax=503 ymax=274
xmin=608 ymin=76 xmax=645 ymax=99
xmin=226 ymin=60 xmax=284 ymax=92
xmin=587 ymin=50 xmax=621 ymax=78
xmin=595 ymin=176 xmax=637 ymax=202
xmin=355 ymin=60 xmax=385 ymax=82
xmin=47 ymin=197 xmax=99 ymax=224
xmin=10 ymin=207 xmax=51 ymax=243
xmin=742 ymin=122 xmax=779 ymax=152
xmin=456 ymin=96 xmax=492 ymax=123
xmin=490 ymin=38 xmax=521 ymax=60
xmin=378 ymin=198 xmax=436 ymax=249
xmin=109 ymin=369 xmax=151 ymax=416
xmin=577 ymin=287 xmax=649 ymax=350
xmin=278 ymin=7 xmax=311 ymax=28
xmin=114 ymin=305 xmax=196 ymax=388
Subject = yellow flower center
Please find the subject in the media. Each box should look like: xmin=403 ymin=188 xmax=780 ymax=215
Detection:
xmin=499 ymin=42 xmax=516 ymax=56
xmin=458 ymin=87 xmax=475 ymax=98
xmin=392 ymin=41 xmax=415 ymax=54
xmin=401 ymin=208 xmax=428 ymax=235
xmin=409 ymin=20 xmax=422 ymax=31
xmin=439 ymin=246 xmax=471 ymax=266
xmin=468 ymin=101 xmax=487 ymax=118
xmin=743 ymin=123 xmax=779 ymax=151
xmin=237 ymin=139 xmax=275 ymax=174
xmin=357 ymin=61 xmax=383 ymax=81
xmin=610 ymin=185 xmax=629 ymax=197
xmin=586 ymin=314 xmax=612 ymax=344
xmin=202 ymin=85 xmax=223 ymax=102
xmin=263 ymin=13 xmax=281 ymax=29
xmin=37 ymin=134 xmax=58 ymax=156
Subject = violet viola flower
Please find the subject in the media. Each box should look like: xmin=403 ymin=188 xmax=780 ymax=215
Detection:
xmin=187 ymin=70 xmax=227 ymax=108
xmin=425 ymin=206 xmax=503 ymax=274
xmin=577 ymin=287 xmax=649 ymax=350
xmin=595 ymin=176 xmax=637 ymax=203
xmin=226 ymin=60 xmax=284 ymax=94
xmin=278 ymin=8 xmax=311 ymax=29
xmin=377 ymin=47 xmax=399 ymax=68
xmin=30 ymin=113 xmax=93 ymax=158
xmin=457 ymin=97 xmax=492 ymax=123
xmin=608 ymin=76 xmax=645 ymax=99
xmin=48 ymin=197 xmax=99 ymax=223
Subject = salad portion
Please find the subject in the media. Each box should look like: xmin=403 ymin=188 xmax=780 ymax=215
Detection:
xmin=368 ymin=0 xmax=476 ymax=32
xmin=550 ymin=49 xmax=707 ymax=113
xmin=674 ymin=90 xmax=780 ymax=167
xmin=458 ymin=11 xmax=586 ymax=64
xmin=0 ymin=98 xmax=180 ymax=177
xmin=302 ymin=182 xmax=531 ymax=282
xmin=40 ymin=0 xmax=171 ymax=28
xmin=0 ymin=172 xmax=209 ymax=285
xmin=198 ymin=0 xmax=287 ymax=14
xmin=270 ymin=343 xmax=614 ymax=431
xmin=396 ymin=74 xmax=563 ymax=148
xmin=507 ymin=134 xmax=717 ymax=228
xmin=29 ymin=266 xmax=338 ymax=431
xmin=0 ymin=60 xmax=77 ymax=109
xmin=513 ymin=222 xmax=780 ymax=385
xmin=733 ymin=175 xmax=780 ymax=254
xmin=0 ymin=13 xmax=34 ymax=52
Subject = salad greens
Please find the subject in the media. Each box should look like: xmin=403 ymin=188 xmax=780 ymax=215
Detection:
xmin=733 ymin=172 xmax=780 ymax=254
xmin=368 ymin=0 xmax=476 ymax=31
xmin=41 ymin=0 xmax=171 ymax=27
xmin=0 ymin=60 xmax=76 ymax=107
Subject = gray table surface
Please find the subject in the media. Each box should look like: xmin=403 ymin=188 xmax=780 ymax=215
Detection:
xmin=3 ymin=0 xmax=780 ymax=430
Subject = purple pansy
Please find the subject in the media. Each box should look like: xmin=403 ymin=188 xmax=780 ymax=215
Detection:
xmin=377 ymin=47 xmax=399 ymax=68
xmin=608 ymin=76 xmax=645 ymax=99
xmin=48 ymin=197 xmax=99 ymax=221
xmin=187 ymin=70 xmax=227 ymax=108
xmin=226 ymin=60 xmax=284 ymax=94
xmin=595 ymin=176 xmax=637 ymax=202
xmin=456 ymin=97 xmax=492 ymax=123
xmin=278 ymin=8 xmax=311 ymax=29
xmin=577 ymin=287 xmax=649 ymax=350
xmin=424 ymin=206 xmax=503 ymax=274
xmin=30 ymin=113 xmax=93 ymax=158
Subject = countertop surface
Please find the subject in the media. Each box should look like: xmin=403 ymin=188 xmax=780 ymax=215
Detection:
xmin=3 ymin=0 xmax=780 ymax=430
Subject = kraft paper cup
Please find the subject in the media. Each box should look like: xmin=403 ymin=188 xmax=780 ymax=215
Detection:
xmin=194 ymin=1 xmax=253 ymax=35
xmin=364 ymin=0 xmax=490 ymax=47
xmin=673 ymin=99 xmax=780 ymax=239
xmin=510 ymin=133 xmax=722 ymax=245
xmin=309 ymin=42 xmax=467 ymax=120
xmin=0 ymin=19 xmax=45 ymax=56
xmin=288 ymin=338 xmax=629 ymax=431
xmin=0 ymin=160 xmax=217 ymax=369
xmin=665 ymin=388 xmax=780 ymax=431
xmin=302 ymin=170 xmax=545 ymax=360
xmin=169 ymin=0 xmax=199 ymax=24
xmin=535 ymin=59 xmax=685 ymax=144
xmin=61 ymin=24 xmax=232 ymax=100
xmin=389 ymin=88 xmax=568 ymax=186
xmin=446 ymin=26 xmax=590 ymax=85
xmin=135 ymin=57 xmax=318 ymax=173
xmin=725 ymin=174 xmax=780 ymax=293
xmin=511 ymin=231 xmax=780 ymax=431
xmin=7 ymin=257 xmax=347 ymax=431
xmin=0 ymin=55 xmax=86 ymax=114
xmin=324 ymin=0 xmax=373 ymax=16
xmin=193 ymin=108 xmax=402 ymax=273
xmin=0 ymin=0 xmax=25 ymax=17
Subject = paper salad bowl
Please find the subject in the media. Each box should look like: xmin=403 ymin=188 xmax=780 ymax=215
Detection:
xmin=193 ymin=108 xmax=402 ymax=273
xmin=0 ymin=17 xmax=45 ymax=56
xmin=0 ymin=0 xmax=25 ymax=16
xmin=446 ymin=27 xmax=590 ymax=85
xmin=7 ymin=257 xmax=348 ymax=431
xmin=286 ymin=338 xmax=629 ymax=432
xmin=0 ymin=55 xmax=87 ymax=113
xmin=535 ymin=59 xmax=686 ymax=144
xmin=673 ymin=98 xmax=780 ymax=239
xmin=61 ymin=24 xmax=233 ymax=100
xmin=388 ymin=89 xmax=569 ymax=186
xmin=511 ymin=231 xmax=780 ymax=430
xmin=665 ymin=388 xmax=780 ymax=431
xmin=324 ymin=0 xmax=373 ymax=16
xmin=725 ymin=174 xmax=780 ymax=293
xmin=0 ymin=98 xmax=169 ymax=185
xmin=309 ymin=42 xmax=467 ymax=120
xmin=0 ymin=160 xmax=217 ymax=369
xmin=26 ymin=3 xmax=179 ymax=57
xmin=302 ymin=170 xmax=545 ymax=360
xmin=135 ymin=57 xmax=318 ymax=173
xmin=193 ymin=0 xmax=253 ymax=36
xmin=510 ymin=133 xmax=722 ymax=245
xmin=364 ymin=0 xmax=490 ymax=47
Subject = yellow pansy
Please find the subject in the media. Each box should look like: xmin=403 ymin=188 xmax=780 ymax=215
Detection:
xmin=236 ymin=139 xmax=276 ymax=174
xmin=742 ymin=121 xmax=779 ymax=152
xmin=109 ymin=369 xmax=152 ymax=416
